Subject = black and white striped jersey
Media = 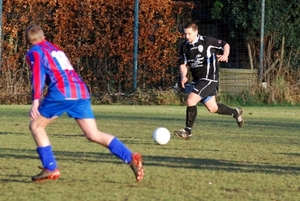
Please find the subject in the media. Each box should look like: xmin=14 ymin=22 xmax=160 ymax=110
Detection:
xmin=179 ymin=35 xmax=228 ymax=83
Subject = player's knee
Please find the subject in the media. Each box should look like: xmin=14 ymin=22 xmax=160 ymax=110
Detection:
xmin=29 ymin=124 xmax=32 ymax=131
xmin=207 ymin=107 xmax=218 ymax=113
xmin=29 ymin=120 xmax=47 ymax=133
xmin=186 ymin=99 xmax=198 ymax=106
xmin=85 ymin=133 xmax=97 ymax=142
xmin=29 ymin=121 xmax=36 ymax=131
xmin=85 ymin=134 xmax=93 ymax=141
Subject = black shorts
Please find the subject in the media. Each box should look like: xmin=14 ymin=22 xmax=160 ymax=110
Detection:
xmin=192 ymin=80 xmax=218 ymax=103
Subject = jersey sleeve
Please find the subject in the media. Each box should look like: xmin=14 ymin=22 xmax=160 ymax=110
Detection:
xmin=206 ymin=36 xmax=228 ymax=49
xmin=26 ymin=51 xmax=46 ymax=100
xmin=179 ymin=42 xmax=187 ymax=65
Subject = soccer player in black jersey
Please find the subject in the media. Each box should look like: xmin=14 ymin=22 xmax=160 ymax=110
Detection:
xmin=174 ymin=22 xmax=244 ymax=140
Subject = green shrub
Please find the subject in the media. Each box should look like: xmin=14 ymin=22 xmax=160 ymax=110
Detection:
xmin=220 ymin=76 xmax=296 ymax=106
xmin=91 ymin=87 xmax=187 ymax=105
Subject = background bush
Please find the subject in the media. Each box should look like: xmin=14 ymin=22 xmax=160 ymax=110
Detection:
xmin=1 ymin=0 xmax=299 ymax=105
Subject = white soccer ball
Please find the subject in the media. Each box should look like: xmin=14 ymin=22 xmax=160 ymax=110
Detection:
xmin=152 ymin=127 xmax=170 ymax=145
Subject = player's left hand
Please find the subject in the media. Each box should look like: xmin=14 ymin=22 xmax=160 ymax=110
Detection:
xmin=217 ymin=55 xmax=228 ymax=62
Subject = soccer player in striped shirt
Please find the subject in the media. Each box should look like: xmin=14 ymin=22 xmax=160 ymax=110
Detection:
xmin=25 ymin=25 xmax=144 ymax=182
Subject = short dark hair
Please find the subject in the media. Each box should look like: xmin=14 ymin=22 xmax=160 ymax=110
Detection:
xmin=184 ymin=22 xmax=198 ymax=31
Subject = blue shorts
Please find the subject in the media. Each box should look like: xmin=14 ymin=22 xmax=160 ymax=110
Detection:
xmin=200 ymin=95 xmax=213 ymax=104
xmin=39 ymin=99 xmax=95 ymax=119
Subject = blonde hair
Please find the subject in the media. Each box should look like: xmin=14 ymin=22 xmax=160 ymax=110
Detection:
xmin=25 ymin=25 xmax=45 ymax=45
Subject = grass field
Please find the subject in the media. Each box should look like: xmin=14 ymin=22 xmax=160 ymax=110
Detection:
xmin=0 ymin=105 xmax=299 ymax=201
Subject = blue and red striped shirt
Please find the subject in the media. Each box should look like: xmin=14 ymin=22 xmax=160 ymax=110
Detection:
xmin=26 ymin=40 xmax=90 ymax=101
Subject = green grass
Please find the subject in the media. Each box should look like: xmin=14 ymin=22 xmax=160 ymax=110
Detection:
xmin=0 ymin=105 xmax=299 ymax=201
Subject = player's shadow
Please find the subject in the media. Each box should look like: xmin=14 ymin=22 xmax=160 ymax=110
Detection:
xmin=94 ymin=112 xmax=300 ymax=130
xmin=144 ymin=155 xmax=300 ymax=175
xmin=278 ymin=152 xmax=300 ymax=157
xmin=0 ymin=132 xmax=26 ymax=135
xmin=0 ymin=147 xmax=299 ymax=178
xmin=0 ymin=176 xmax=33 ymax=183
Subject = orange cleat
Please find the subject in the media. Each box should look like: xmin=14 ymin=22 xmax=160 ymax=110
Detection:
xmin=31 ymin=167 xmax=60 ymax=182
xmin=130 ymin=153 xmax=144 ymax=182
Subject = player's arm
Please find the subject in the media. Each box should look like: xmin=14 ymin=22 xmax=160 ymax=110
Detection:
xmin=26 ymin=51 xmax=45 ymax=120
xmin=179 ymin=64 xmax=188 ymax=89
xmin=179 ymin=44 xmax=189 ymax=88
xmin=207 ymin=36 xmax=230 ymax=62
xmin=217 ymin=43 xmax=230 ymax=62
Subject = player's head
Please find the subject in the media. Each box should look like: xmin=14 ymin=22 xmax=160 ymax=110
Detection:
xmin=25 ymin=25 xmax=45 ymax=46
xmin=183 ymin=22 xmax=198 ymax=43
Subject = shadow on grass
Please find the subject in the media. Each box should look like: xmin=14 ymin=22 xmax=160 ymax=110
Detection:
xmin=279 ymin=152 xmax=300 ymax=157
xmin=145 ymin=155 xmax=300 ymax=174
xmin=94 ymin=112 xmax=300 ymax=128
xmin=0 ymin=132 xmax=28 ymax=135
xmin=0 ymin=148 xmax=299 ymax=176
xmin=0 ymin=177 xmax=33 ymax=183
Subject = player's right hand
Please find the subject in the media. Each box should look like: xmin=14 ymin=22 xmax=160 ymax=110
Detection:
xmin=181 ymin=76 xmax=188 ymax=88
xmin=30 ymin=99 xmax=40 ymax=120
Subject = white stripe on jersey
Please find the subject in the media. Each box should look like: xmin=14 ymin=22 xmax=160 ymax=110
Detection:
xmin=206 ymin=45 xmax=223 ymax=80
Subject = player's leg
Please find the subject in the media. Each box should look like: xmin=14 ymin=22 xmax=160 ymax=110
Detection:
xmin=174 ymin=90 xmax=201 ymax=140
xmin=202 ymin=95 xmax=218 ymax=113
xmin=75 ymin=118 xmax=114 ymax=146
xmin=70 ymin=100 xmax=143 ymax=182
xmin=29 ymin=115 xmax=60 ymax=181
xmin=30 ymin=115 xmax=57 ymax=146
xmin=29 ymin=99 xmax=76 ymax=182
xmin=203 ymin=96 xmax=244 ymax=127
xmin=75 ymin=119 xmax=144 ymax=182
xmin=175 ymin=80 xmax=221 ymax=139
xmin=75 ymin=118 xmax=132 ymax=162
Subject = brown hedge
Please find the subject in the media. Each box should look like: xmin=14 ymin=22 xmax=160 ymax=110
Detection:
xmin=1 ymin=0 xmax=193 ymax=102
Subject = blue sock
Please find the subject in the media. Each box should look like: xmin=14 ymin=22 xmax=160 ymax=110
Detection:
xmin=36 ymin=145 xmax=58 ymax=171
xmin=108 ymin=138 xmax=133 ymax=164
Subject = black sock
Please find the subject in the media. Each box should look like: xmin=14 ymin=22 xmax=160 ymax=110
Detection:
xmin=217 ymin=103 xmax=237 ymax=116
xmin=185 ymin=106 xmax=197 ymax=133
xmin=184 ymin=127 xmax=192 ymax=134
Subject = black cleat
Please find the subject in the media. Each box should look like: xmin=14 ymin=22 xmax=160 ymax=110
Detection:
xmin=174 ymin=129 xmax=192 ymax=140
xmin=234 ymin=107 xmax=244 ymax=127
